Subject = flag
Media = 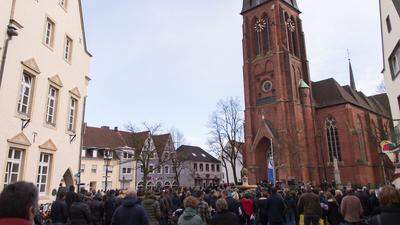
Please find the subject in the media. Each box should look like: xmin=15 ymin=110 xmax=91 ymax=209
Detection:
xmin=268 ymin=158 xmax=274 ymax=184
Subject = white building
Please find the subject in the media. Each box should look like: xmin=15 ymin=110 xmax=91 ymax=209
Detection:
xmin=220 ymin=142 xmax=244 ymax=185
xmin=379 ymin=0 xmax=400 ymax=187
xmin=0 ymin=0 xmax=91 ymax=201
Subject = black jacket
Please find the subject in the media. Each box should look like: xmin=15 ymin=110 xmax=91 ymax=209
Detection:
xmin=265 ymin=194 xmax=287 ymax=223
xmin=66 ymin=191 xmax=77 ymax=211
xmin=50 ymin=199 xmax=69 ymax=223
xmin=89 ymin=199 xmax=104 ymax=222
xmin=256 ymin=197 xmax=269 ymax=223
xmin=69 ymin=202 xmax=91 ymax=225
xmin=111 ymin=197 xmax=149 ymax=225
xmin=368 ymin=206 xmax=400 ymax=225
xmin=105 ymin=196 xmax=117 ymax=225
xmin=326 ymin=199 xmax=342 ymax=225
xmin=210 ymin=210 xmax=240 ymax=225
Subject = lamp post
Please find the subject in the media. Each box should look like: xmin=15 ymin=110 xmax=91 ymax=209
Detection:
xmin=104 ymin=150 xmax=112 ymax=191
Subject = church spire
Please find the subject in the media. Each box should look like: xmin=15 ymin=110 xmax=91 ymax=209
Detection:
xmin=347 ymin=50 xmax=356 ymax=90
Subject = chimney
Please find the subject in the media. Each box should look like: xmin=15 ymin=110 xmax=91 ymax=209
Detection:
xmin=101 ymin=126 xmax=110 ymax=130
xmin=114 ymin=126 xmax=118 ymax=131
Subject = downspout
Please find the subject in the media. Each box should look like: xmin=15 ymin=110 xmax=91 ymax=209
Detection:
xmin=77 ymin=96 xmax=87 ymax=192
xmin=0 ymin=0 xmax=19 ymax=89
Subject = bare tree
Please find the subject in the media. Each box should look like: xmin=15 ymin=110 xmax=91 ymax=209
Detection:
xmin=170 ymin=128 xmax=186 ymax=149
xmin=126 ymin=122 xmax=171 ymax=191
xmin=208 ymin=97 xmax=244 ymax=185
xmin=169 ymin=128 xmax=188 ymax=187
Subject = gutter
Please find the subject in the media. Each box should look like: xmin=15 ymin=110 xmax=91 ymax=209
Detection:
xmin=77 ymin=96 xmax=87 ymax=192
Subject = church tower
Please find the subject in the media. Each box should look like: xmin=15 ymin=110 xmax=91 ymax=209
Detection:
xmin=241 ymin=0 xmax=322 ymax=184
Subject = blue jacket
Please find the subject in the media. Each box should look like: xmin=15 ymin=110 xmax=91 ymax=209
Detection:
xmin=111 ymin=197 xmax=149 ymax=225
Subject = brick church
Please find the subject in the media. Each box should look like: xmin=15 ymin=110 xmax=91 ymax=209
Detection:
xmin=241 ymin=0 xmax=393 ymax=186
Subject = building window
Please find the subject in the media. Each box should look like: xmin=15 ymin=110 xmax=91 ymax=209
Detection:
xmin=262 ymin=17 xmax=271 ymax=52
xmin=44 ymin=17 xmax=55 ymax=48
xmin=253 ymin=18 xmax=264 ymax=56
xmin=386 ymin=16 xmax=392 ymax=33
xmin=101 ymin=181 xmax=112 ymax=191
xmin=390 ymin=44 xmax=400 ymax=79
xmin=91 ymin=165 xmax=97 ymax=173
xmin=17 ymin=72 xmax=34 ymax=115
xmin=211 ymin=164 xmax=215 ymax=172
xmin=164 ymin=166 xmax=169 ymax=174
xmin=122 ymin=168 xmax=126 ymax=173
xmin=103 ymin=165 xmax=112 ymax=174
xmin=216 ymin=164 xmax=220 ymax=172
xmin=46 ymin=86 xmax=58 ymax=125
xmin=325 ymin=117 xmax=342 ymax=162
xmin=205 ymin=164 xmax=209 ymax=172
xmin=37 ymin=153 xmax=51 ymax=194
xmin=4 ymin=148 xmax=23 ymax=188
xmin=64 ymin=36 xmax=73 ymax=62
xmin=149 ymin=165 xmax=154 ymax=173
xmin=67 ymin=97 xmax=77 ymax=132
xmin=200 ymin=163 xmax=204 ymax=172
xmin=59 ymin=0 xmax=68 ymax=10
xmin=194 ymin=163 xmax=198 ymax=171
xmin=156 ymin=166 xmax=161 ymax=174
xmin=127 ymin=168 xmax=132 ymax=174
xmin=80 ymin=164 xmax=85 ymax=173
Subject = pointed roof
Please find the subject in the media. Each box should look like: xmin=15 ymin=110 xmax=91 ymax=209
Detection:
xmin=7 ymin=132 xmax=31 ymax=146
xmin=48 ymin=75 xmax=63 ymax=88
xmin=176 ymin=145 xmax=220 ymax=163
xmin=349 ymin=60 xmax=356 ymax=90
xmin=21 ymin=58 xmax=40 ymax=74
xmin=39 ymin=139 xmax=57 ymax=151
xmin=153 ymin=134 xmax=172 ymax=156
xmin=69 ymin=87 xmax=81 ymax=98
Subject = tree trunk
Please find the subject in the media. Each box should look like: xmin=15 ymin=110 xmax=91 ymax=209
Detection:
xmin=231 ymin=159 xmax=239 ymax=185
xmin=222 ymin=158 xmax=230 ymax=184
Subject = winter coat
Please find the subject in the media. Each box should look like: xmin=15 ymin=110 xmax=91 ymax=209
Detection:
xmin=241 ymin=198 xmax=254 ymax=216
xmin=210 ymin=210 xmax=240 ymax=225
xmin=142 ymin=198 xmax=161 ymax=225
xmin=298 ymin=192 xmax=322 ymax=217
xmin=50 ymin=199 xmax=68 ymax=223
xmin=66 ymin=191 xmax=77 ymax=211
xmin=284 ymin=195 xmax=297 ymax=214
xmin=226 ymin=197 xmax=241 ymax=216
xmin=105 ymin=196 xmax=117 ymax=225
xmin=340 ymin=194 xmax=363 ymax=223
xmin=265 ymin=194 xmax=287 ymax=223
xmin=69 ymin=202 xmax=91 ymax=225
xmin=256 ymin=197 xmax=269 ymax=223
xmin=111 ymin=197 xmax=149 ymax=225
xmin=0 ymin=218 xmax=32 ymax=225
xmin=356 ymin=191 xmax=370 ymax=216
xmin=178 ymin=207 xmax=203 ymax=225
xmin=368 ymin=206 xmax=400 ymax=225
xmin=326 ymin=199 xmax=342 ymax=225
xmin=88 ymin=199 xmax=104 ymax=223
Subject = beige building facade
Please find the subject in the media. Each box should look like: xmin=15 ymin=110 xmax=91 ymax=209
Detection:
xmin=0 ymin=0 xmax=91 ymax=201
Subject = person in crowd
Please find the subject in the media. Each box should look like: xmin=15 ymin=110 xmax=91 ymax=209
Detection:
xmin=326 ymin=192 xmax=341 ymax=225
xmin=142 ymin=191 xmax=161 ymax=225
xmin=69 ymin=193 xmax=91 ymax=225
xmin=368 ymin=186 xmax=400 ymax=225
xmin=0 ymin=182 xmax=39 ymax=225
xmin=355 ymin=187 xmax=370 ymax=217
xmin=172 ymin=191 xmax=182 ymax=211
xmin=265 ymin=187 xmax=286 ymax=225
xmin=178 ymin=196 xmax=203 ymax=225
xmin=210 ymin=198 xmax=239 ymax=225
xmin=50 ymin=190 xmax=69 ymax=225
xmin=340 ymin=188 xmax=363 ymax=225
xmin=255 ymin=191 xmax=269 ymax=225
xmin=195 ymin=191 xmax=211 ymax=225
xmin=284 ymin=190 xmax=297 ymax=225
xmin=298 ymin=185 xmax=322 ymax=225
xmin=369 ymin=189 xmax=380 ymax=216
xmin=105 ymin=190 xmax=118 ymax=225
xmin=88 ymin=195 xmax=104 ymax=225
xmin=111 ymin=189 xmax=149 ymax=225
xmin=160 ymin=191 xmax=172 ymax=225
xmin=240 ymin=192 xmax=254 ymax=225
xmin=66 ymin=185 xmax=77 ymax=213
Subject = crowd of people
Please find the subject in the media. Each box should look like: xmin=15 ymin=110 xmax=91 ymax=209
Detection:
xmin=0 ymin=181 xmax=400 ymax=225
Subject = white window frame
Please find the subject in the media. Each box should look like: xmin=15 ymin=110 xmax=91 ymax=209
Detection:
xmin=80 ymin=164 xmax=85 ymax=173
xmin=91 ymin=165 xmax=97 ymax=173
xmin=67 ymin=97 xmax=78 ymax=132
xmin=17 ymin=72 xmax=33 ymax=115
xmin=44 ymin=17 xmax=55 ymax=48
xmin=37 ymin=153 xmax=51 ymax=194
xmin=46 ymin=86 xmax=58 ymax=125
xmin=4 ymin=148 xmax=23 ymax=188
xmin=64 ymin=36 xmax=73 ymax=62
xmin=164 ymin=166 xmax=169 ymax=174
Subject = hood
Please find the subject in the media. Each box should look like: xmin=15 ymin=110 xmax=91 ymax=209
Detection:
xmin=122 ymin=197 xmax=140 ymax=208
xmin=182 ymin=208 xmax=198 ymax=220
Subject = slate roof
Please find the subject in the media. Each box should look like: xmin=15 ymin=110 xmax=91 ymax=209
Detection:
xmin=311 ymin=78 xmax=391 ymax=118
xmin=153 ymin=134 xmax=172 ymax=156
xmin=176 ymin=145 xmax=220 ymax=163
xmin=241 ymin=0 xmax=299 ymax=14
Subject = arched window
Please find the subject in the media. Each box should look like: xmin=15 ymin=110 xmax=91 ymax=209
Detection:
xmin=325 ymin=117 xmax=342 ymax=162
xmin=137 ymin=181 xmax=144 ymax=188
xmin=290 ymin=16 xmax=298 ymax=56
xmin=164 ymin=181 xmax=171 ymax=188
xmin=156 ymin=181 xmax=163 ymax=188
xmin=253 ymin=18 xmax=264 ymax=56
xmin=357 ymin=115 xmax=367 ymax=162
xmin=172 ymin=181 xmax=178 ymax=188
xmin=262 ymin=17 xmax=271 ymax=52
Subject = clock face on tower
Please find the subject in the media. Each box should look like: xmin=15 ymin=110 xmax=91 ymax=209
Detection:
xmin=286 ymin=18 xmax=295 ymax=32
xmin=254 ymin=18 xmax=267 ymax=32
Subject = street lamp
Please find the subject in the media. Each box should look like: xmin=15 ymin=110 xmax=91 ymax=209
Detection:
xmin=104 ymin=149 xmax=112 ymax=191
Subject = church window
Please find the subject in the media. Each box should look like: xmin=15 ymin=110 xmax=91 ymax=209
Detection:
xmin=325 ymin=117 xmax=342 ymax=162
xmin=262 ymin=17 xmax=271 ymax=52
xmin=254 ymin=18 xmax=266 ymax=56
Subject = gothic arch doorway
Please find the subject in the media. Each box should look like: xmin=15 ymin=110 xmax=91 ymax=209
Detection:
xmin=61 ymin=169 xmax=74 ymax=188
xmin=254 ymin=137 xmax=273 ymax=183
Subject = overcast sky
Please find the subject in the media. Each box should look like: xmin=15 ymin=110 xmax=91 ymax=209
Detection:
xmin=81 ymin=0 xmax=383 ymax=149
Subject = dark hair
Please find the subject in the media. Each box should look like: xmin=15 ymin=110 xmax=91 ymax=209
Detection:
xmin=57 ymin=190 xmax=67 ymax=200
xmin=69 ymin=185 xmax=75 ymax=192
xmin=0 ymin=182 xmax=38 ymax=219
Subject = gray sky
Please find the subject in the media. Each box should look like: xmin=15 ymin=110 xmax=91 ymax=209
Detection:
xmin=82 ymin=0 xmax=383 ymax=148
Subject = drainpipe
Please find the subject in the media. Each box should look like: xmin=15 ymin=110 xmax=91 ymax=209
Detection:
xmin=0 ymin=0 xmax=19 ymax=89
xmin=77 ymin=96 xmax=87 ymax=192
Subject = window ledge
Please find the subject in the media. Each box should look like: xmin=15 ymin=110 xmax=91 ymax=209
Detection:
xmin=42 ymin=42 xmax=54 ymax=52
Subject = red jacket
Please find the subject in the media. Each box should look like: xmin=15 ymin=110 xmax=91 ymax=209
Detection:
xmin=0 ymin=218 xmax=32 ymax=225
xmin=241 ymin=198 xmax=254 ymax=216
